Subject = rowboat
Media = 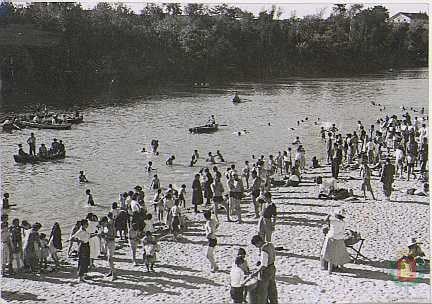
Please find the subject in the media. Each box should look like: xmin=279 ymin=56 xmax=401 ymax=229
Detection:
xmin=2 ymin=123 xmax=21 ymax=132
xmin=13 ymin=152 xmax=66 ymax=164
xmin=189 ymin=124 xmax=218 ymax=134
xmin=20 ymin=121 xmax=72 ymax=130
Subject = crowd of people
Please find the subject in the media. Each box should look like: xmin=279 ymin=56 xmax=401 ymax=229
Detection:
xmin=1 ymin=107 xmax=429 ymax=304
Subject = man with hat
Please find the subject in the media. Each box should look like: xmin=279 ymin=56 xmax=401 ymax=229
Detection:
xmin=249 ymin=234 xmax=278 ymax=304
xmin=380 ymin=157 xmax=395 ymax=201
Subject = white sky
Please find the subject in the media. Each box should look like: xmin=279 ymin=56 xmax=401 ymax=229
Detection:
xmin=11 ymin=1 xmax=430 ymax=18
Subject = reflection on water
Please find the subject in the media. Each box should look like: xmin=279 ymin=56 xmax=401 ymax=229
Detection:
xmin=0 ymin=68 xmax=428 ymax=235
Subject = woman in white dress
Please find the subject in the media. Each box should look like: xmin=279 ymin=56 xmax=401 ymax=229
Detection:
xmin=86 ymin=213 xmax=101 ymax=268
xmin=321 ymin=209 xmax=351 ymax=274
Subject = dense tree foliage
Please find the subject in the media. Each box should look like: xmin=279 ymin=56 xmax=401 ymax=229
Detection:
xmin=0 ymin=2 xmax=428 ymax=93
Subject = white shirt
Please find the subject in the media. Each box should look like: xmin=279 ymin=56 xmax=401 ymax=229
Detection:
xmin=230 ymin=265 xmax=245 ymax=287
xmin=327 ymin=218 xmax=345 ymax=240
xmin=73 ymin=228 xmax=90 ymax=243
xmin=130 ymin=200 xmax=141 ymax=213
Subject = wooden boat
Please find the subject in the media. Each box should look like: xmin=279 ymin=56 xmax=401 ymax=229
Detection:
xmin=189 ymin=124 xmax=218 ymax=134
xmin=66 ymin=116 xmax=84 ymax=124
xmin=20 ymin=121 xmax=72 ymax=130
xmin=13 ymin=152 xmax=66 ymax=164
xmin=2 ymin=123 xmax=21 ymax=132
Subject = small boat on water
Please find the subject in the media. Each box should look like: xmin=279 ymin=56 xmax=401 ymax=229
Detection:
xmin=2 ymin=123 xmax=21 ymax=132
xmin=13 ymin=152 xmax=66 ymax=164
xmin=66 ymin=115 xmax=84 ymax=124
xmin=20 ymin=121 xmax=72 ymax=130
xmin=189 ymin=124 xmax=219 ymax=134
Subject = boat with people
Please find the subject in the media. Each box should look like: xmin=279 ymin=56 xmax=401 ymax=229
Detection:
xmin=2 ymin=122 xmax=21 ymax=132
xmin=20 ymin=121 xmax=72 ymax=130
xmin=189 ymin=124 xmax=219 ymax=134
xmin=13 ymin=152 xmax=66 ymax=164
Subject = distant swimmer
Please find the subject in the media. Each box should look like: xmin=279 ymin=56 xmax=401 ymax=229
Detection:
xmin=166 ymin=155 xmax=175 ymax=166
xmin=86 ymin=189 xmax=95 ymax=206
xmin=150 ymin=139 xmax=159 ymax=154
xmin=371 ymin=101 xmax=376 ymax=106
xmin=2 ymin=193 xmax=9 ymax=209
xmin=207 ymin=152 xmax=216 ymax=164
xmin=190 ymin=155 xmax=198 ymax=167
xmin=141 ymin=147 xmax=147 ymax=152
xmin=232 ymin=92 xmax=241 ymax=103
xmin=79 ymin=171 xmax=88 ymax=183
xmin=301 ymin=119 xmax=304 ymax=123
xmin=146 ymin=161 xmax=155 ymax=172
xmin=297 ymin=121 xmax=300 ymax=126
xmin=290 ymin=128 xmax=295 ymax=131
xmin=216 ymin=150 xmax=225 ymax=162
xmin=305 ymin=117 xmax=308 ymax=121
xmin=268 ymin=122 xmax=271 ymax=126
xmin=292 ymin=136 xmax=301 ymax=145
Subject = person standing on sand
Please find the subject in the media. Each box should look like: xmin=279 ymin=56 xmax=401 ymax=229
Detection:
xmin=249 ymin=235 xmax=278 ymax=304
xmin=257 ymin=192 xmax=277 ymax=242
xmin=211 ymin=175 xmax=225 ymax=221
xmin=249 ymin=171 xmax=262 ymax=218
xmin=380 ymin=158 xmax=395 ymax=201
xmin=331 ymin=143 xmax=342 ymax=179
xmin=71 ymin=219 xmax=90 ymax=282
xmin=99 ymin=216 xmax=117 ymax=280
xmin=320 ymin=209 xmax=351 ymax=275
xmin=227 ymin=172 xmax=244 ymax=224
xmin=242 ymin=161 xmax=251 ymax=189
xmin=192 ymin=174 xmax=203 ymax=213
xmin=326 ymin=133 xmax=333 ymax=164
xmin=360 ymin=162 xmax=376 ymax=200
xmin=204 ymin=210 xmax=219 ymax=272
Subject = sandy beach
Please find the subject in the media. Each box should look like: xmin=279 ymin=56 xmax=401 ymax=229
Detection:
xmin=1 ymin=163 xmax=429 ymax=304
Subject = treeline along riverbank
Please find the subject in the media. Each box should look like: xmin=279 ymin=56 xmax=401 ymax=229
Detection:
xmin=0 ymin=2 xmax=428 ymax=96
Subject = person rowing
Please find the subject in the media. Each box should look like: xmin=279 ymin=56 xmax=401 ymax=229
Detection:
xmin=232 ymin=92 xmax=241 ymax=103
xmin=207 ymin=115 xmax=216 ymax=127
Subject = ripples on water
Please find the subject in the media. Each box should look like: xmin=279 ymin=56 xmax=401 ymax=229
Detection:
xmin=0 ymin=68 xmax=428 ymax=235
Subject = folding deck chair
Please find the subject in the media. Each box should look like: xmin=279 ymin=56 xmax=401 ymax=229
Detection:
xmin=344 ymin=230 xmax=370 ymax=264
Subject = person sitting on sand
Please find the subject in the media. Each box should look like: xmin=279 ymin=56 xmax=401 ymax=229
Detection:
xmin=406 ymin=182 xmax=429 ymax=196
xmin=310 ymin=156 xmax=320 ymax=169
xmin=79 ymin=171 xmax=88 ymax=183
xmin=285 ymin=166 xmax=301 ymax=187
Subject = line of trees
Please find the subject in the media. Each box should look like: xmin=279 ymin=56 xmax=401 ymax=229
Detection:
xmin=0 ymin=2 xmax=428 ymax=93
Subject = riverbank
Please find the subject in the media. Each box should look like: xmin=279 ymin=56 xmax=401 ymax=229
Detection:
xmin=1 ymin=164 xmax=429 ymax=304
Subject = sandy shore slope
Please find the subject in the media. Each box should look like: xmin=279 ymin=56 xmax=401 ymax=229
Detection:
xmin=1 ymin=165 xmax=430 ymax=304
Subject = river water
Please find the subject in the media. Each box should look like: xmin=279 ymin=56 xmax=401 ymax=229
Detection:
xmin=0 ymin=68 xmax=428 ymax=235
